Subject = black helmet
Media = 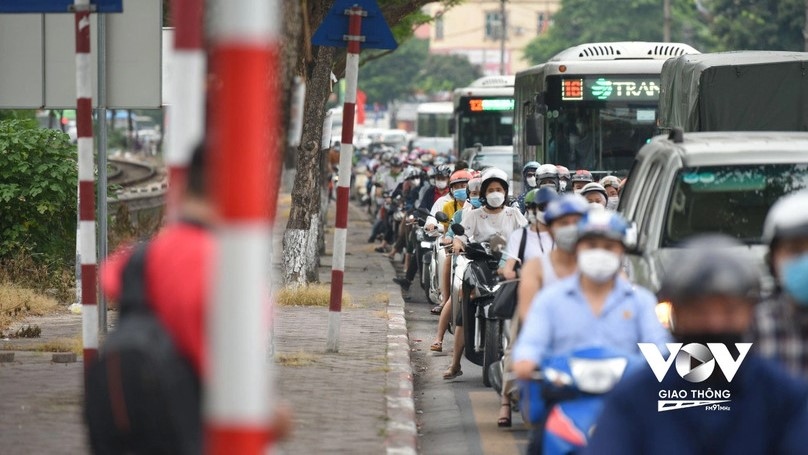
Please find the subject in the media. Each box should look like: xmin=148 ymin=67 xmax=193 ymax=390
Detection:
xmin=659 ymin=234 xmax=760 ymax=305
xmin=435 ymin=164 xmax=452 ymax=178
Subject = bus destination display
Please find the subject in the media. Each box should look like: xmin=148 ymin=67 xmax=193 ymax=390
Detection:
xmin=464 ymin=98 xmax=515 ymax=112
xmin=561 ymin=76 xmax=660 ymax=102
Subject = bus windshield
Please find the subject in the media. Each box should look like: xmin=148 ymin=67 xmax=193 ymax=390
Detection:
xmin=456 ymin=96 xmax=514 ymax=153
xmin=544 ymin=75 xmax=660 ymax=176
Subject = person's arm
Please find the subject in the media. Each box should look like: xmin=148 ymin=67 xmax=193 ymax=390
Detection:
xmin=635 ymin=286 xmax=672 ymax=350
xmin=517 ymin=258 xmax=542 ymax=322
xmin=512 ymin=291 xmax=552 ymax=379
xmin=499 ymin=229 xmax=522 ymax=279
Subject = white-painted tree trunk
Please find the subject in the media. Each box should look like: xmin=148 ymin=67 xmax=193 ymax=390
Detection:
xmin=281 ymin=214 xmax=321 ymax=286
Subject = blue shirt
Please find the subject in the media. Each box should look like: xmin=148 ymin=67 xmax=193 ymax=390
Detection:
xmin=513 ymin=274 xmax=671 ymax=364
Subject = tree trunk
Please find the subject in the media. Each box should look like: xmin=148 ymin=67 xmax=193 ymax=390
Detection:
xmin=281 ymin=0 xmax=304 ymax=176
xmin=281 ymin=43 xmax=336 ymax=286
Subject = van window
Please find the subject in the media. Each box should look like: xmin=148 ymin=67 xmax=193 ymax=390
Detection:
xmin=663 ymin=163 xmax=808 ymax=245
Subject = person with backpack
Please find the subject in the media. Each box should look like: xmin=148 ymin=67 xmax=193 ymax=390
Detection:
xmin=88 ymin=144 xmax=291 ymax=454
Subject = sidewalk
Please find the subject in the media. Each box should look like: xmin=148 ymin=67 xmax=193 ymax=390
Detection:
xmin=0 ymin=194 xmax=416 ymax=454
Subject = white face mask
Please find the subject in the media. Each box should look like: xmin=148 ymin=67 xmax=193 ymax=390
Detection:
xmin=526 ymin=176 xmax=537 ymax=187
xmin=486 ymin=191 xmax=505 ymax=208
xmin=578 ymin=248 xmax=622 ymax=283
xmin=553 ymin=225 xmax=578 ymax=252
xmin=606 ymin=196 xmax=619 ymax=210
xmin=559 ymin=181 xmax=568 ymax=192
xmin=411 ymin=178 xmax=421 ymax=187
xmin=435 ymin=180 xmax=448 ymax=190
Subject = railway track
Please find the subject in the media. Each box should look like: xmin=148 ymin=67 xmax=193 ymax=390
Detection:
xmin=107 ymin=157 xmax=166 ymax=212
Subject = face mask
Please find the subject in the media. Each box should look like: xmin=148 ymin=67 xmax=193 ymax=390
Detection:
xmin=411 ymin=178 xmax=421 ymax=187
xmin=559 ymin=181 xmax=568 ymax=192
xmin=527 ymin=211 xmax=537 ymax=224
xmin=606 ymin=196 xmax=619 ymax=210
xmin=783 ymin=254 xmax=808 ymax=306
xmin=553 ymin=225 xmax=578 ymax=252
xmin=537 ymin=210 xmax=546 ymax=225
xmin=526 ymin=176 xmax=537 ymax=187
xmin=470 ymin=196 xmax=482 ymax=208
xmin=453 ymin=189 xmax=468 ymax=201
xmin=435 ymin=180 xmax=448 ymax=190
xmin=486 ymin=191 xmax=505 ymax=208
xmin=578 ymin=248 xmax=622 ymax=282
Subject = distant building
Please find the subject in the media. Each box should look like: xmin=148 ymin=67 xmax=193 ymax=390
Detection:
xmin=423 ymin=0 xmax=560 ymax=76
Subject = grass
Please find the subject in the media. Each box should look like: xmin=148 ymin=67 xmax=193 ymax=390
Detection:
xmin=275 ymin=284 xmax=352 ymax=308
xmin=0 ymin=284 xmax=59 ymax=331
xmin=275 ymin=351 xmax=318 ymax=367
xmin=0 ymin=336 xmax=83 ymax=356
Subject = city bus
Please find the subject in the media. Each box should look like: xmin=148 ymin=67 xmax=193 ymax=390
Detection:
xmin=414 ymin=102 xmax=454 ymax=154
xmin=452 ymin=75 xmax=515 ymax=157
xmin=514 ymin=42 xmax=699 ymax=178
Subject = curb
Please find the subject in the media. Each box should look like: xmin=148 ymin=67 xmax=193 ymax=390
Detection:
xmin=380 ymin=258 xmax=418 ymax=455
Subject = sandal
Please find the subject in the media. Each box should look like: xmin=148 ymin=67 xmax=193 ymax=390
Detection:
xmin=430 ymin=304 xmax=443 ymax=315
xmin=442 ymin=365 xmax=462 ymax=380
xmin=430 ymin=341 xmax=442 ymax=352
xmin=498 ymin=403 xmax=512 ymax=428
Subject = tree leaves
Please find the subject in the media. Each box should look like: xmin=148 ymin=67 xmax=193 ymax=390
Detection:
xmin=0 ymin=120 xmax=77 ymax=264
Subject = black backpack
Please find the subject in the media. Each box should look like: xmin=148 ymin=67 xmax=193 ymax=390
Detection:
xmin=85 ymin=243 xmax=201 ymax=455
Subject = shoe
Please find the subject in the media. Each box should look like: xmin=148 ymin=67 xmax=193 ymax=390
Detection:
xmin=430 ymin=341 xmax=442 ymax=352
xmin=443 ymin=365 xmax=463 ymax=380
xmin=375 ymin=246 xmax=388 ymax=253
xmin=393 ymin=277 xmax=411 ymax=291
xmin=430 ymin=305 xmax=443 ymax=315
xmin=498 ymin=403 xmax=512 ymax=428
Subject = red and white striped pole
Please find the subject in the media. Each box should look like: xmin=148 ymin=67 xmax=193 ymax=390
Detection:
xmin=206 ymin=0 xmax=278 ymax=452
xmin=166 ymin=0 xmax=205 ymax=221
xmin=75 ymin=0 xmax=97 ymax=371
xmin=327 ymin=5 xmax=364 ymax=353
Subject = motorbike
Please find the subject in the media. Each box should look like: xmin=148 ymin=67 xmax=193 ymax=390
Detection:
xmin=420 ymin=211 xmax=449 ymax=306
xmin=408 ymin=208 xmax=440 ymax=299
xmin=518 ymin=347 xmax=637 ymax=454
xmin=449 ymin=224 xmax=504 ymax=373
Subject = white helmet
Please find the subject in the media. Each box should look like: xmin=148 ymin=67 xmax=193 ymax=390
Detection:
xmin=480 ymin=167 xmax=509 ymax=195
xmin=536 ymin=164 xmax=559 ymax=188
xmin=762 ymin=190 xmax=808 ymax=246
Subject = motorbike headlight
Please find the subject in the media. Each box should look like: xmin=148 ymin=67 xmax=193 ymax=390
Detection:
xmin=569 ymin=357 xmax=628 ymax=394
xmin=655 ymin=301 xmax=673 ymax=330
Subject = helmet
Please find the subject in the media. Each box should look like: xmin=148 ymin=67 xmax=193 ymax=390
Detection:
xmin=576 ymin=209 xmax=628 ymax=244
xmin=522 ymin=161 xmax=540 ymax=177
xmin=536 ymin=164 xmax=559 ymax=185
xmin=480 ymin=167 xmax=509 ymax=195
xmin=544 ymin=194 xmax=589 ymax=225
xmin=571 ymin=169 xmax=593 ymax=183
xmin=526 ymin=187 xmax=558 ymax=208
xmin=468 ymin=177 xmax=482 ymax=193
xmin=556 ymin=165 xmax=571 ymax=180
xmin=762 ymin=190 xmax=808 ymax=246
xmin=659 ymin=235 xmax=760 ymax=304
xmin=389 ymin=157 xmax=402 ymax=168
xmin=435 ymin=164 xmax=452 ymax=178
xmin=581 ymin=182 xmax=608 ymax=201
xmin=404 ymin=166 xmax=421 ymax=180
xmin=600 ymin=175 xmax=621 ymax=190
xmin=420 ymin=153 xmax=434 ymax=163
xmin=449 ymin=169 xmax=473 ymax=187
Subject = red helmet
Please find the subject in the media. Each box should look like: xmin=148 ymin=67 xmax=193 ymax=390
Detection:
xmin=571 ymin=169 xmax=593 ymax=183
xmin=449 ymin=169 xmax=473 ymax=187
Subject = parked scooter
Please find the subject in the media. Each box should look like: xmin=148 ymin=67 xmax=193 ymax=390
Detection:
xmin=518 ymin=347 xmax=637 ymax=454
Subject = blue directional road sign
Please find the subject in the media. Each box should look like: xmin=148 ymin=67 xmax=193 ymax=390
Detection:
xmin=0 ymin=0 xmax=123 ymax=13
xmin=312 ymin=0 xmax=397 ymax=50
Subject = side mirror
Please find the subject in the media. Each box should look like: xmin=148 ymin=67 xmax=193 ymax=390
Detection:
xmin=525 ymin=113 xmax=544 ymax=146
xmin=489 ymin=234 xmax=507 ymax=253
xmin=435 ymin=211 xmax=449 ymax=223
xmin=451 ymin=223 xmax=465 ymax=236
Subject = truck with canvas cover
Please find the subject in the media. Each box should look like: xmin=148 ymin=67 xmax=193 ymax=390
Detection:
xmin=659 ymin=51 xmax=808 ymax=132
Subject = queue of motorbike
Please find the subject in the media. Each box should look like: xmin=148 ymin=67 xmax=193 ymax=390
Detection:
xmin=416 ymin=220 xmax=632 ymax=454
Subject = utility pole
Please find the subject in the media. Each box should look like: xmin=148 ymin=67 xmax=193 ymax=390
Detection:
xmin=499 ymin=0 xmax=506 ymax=75
xmin=663 ymin=0 xmax=671 ymax=42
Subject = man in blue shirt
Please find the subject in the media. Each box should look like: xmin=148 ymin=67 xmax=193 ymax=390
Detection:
xmin=586 ymin=235 xmax=808 ymax=454
xmin=513 ymin=210 xmax=670 ymax=377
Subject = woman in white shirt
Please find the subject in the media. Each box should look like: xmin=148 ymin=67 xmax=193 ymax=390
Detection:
xmin=445 ymin=168 xmax=527 ymax=379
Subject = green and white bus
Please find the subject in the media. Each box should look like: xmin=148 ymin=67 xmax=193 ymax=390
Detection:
xmin=514 ymin=42 xmax=699 ymax=178
xmin=452 ymin=75 xmax=515 ymax=157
